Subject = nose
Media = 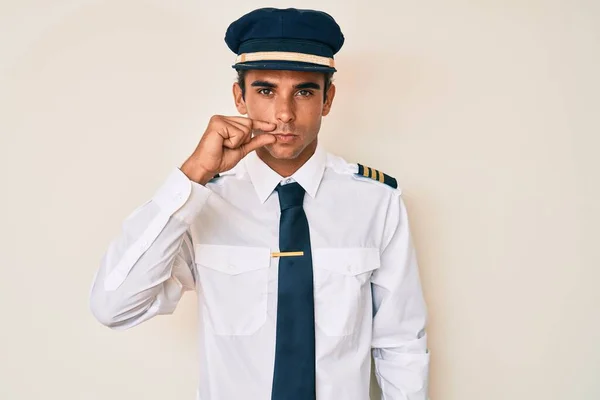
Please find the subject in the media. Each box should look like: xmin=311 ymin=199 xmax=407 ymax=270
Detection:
xmin=275 ymin=95 xmax=295 ymax=124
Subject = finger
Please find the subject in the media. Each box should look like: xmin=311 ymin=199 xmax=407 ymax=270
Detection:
xmin=225 ymin=116 xmax=253 ymax=131
xmin=251 ymin=119 xmax=277 ymax=132
xmin=239 ymin=133 xmax=277 ymax=156
xmin=228 ymin=120 xmax=255 ymax=146
xmin=227 ymin=118 xmax=251 ymax=135
xmin=218 ymin=122 xmax=247 ymax=149
xmin=225 ymin=118 xmax=256 ymax=147
xmin=235 ymin=128 xmax=253 ymax=147
xmin=227 ymin=116 xmax=276 ymax=132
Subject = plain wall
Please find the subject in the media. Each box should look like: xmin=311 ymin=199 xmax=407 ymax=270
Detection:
xmin=1 ymin=1 xmax=598 ymax=399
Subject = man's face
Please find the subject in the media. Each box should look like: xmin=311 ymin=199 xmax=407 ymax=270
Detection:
xmin=234 ymin=69 xmax=335 ymax=160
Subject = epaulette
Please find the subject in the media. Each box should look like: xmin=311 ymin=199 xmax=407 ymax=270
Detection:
xmin=355 ymin=163 xmax=398 ymax=189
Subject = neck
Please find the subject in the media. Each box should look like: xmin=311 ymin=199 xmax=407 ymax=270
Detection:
xmin=256 ymin=140 xmax=318 ymax=178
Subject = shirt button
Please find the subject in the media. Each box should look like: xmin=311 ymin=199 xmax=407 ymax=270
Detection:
xmin=346 ymin=265 xmax=353 ymax=273
xmin=285 ymin=178 xmax=292 ymax=184
xmin=140 ymin=241 xmax=148 ymax=249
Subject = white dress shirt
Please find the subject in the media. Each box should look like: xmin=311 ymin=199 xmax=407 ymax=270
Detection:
xmin=90 ymin=144 xmax=430 ymax=400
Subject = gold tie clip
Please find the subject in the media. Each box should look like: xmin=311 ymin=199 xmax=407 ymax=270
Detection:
xmin=271 ymin=251 xmax=304 ymax=258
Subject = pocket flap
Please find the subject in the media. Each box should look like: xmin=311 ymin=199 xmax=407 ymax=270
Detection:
xmin=312 ymin=247 xmax=380 ymax=276
xmin=194 ymin=244 xmax=270 ymax=275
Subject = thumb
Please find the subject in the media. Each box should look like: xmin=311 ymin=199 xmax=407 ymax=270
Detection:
xmin=241 ymin=133 xmax=277 ymax=156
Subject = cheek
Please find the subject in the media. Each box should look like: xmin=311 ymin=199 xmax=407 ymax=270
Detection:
xmin=298 ymin=102 xmax=324 ymax=128
xmin=245 ymin=97 xmax=273 ymax=120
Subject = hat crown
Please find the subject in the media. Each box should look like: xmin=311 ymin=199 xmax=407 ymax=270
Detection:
xmin=225 ymin=8 xmax=345 ymax=58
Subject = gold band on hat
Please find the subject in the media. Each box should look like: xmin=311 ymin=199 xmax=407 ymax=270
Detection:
xmin=235 ymin=51 xmax=335 ymax=68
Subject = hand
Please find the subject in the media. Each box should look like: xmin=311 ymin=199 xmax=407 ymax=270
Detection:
xmin=181 ymin=115 xmax=277 ymax=184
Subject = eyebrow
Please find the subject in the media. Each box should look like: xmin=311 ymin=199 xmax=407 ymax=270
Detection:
xmin=251 ymin=80 xmax=276 ymax=88
xmin=250 ymin=81 xmax=321 ymax=90
xmin=295 ymin=82 xmax=321 ymax=90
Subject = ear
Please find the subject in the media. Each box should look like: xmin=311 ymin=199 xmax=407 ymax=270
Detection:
xmin=322 ymin=83 xmax=336 ymax=117
xmin=233 ymin=83 xmax=247 ymax=115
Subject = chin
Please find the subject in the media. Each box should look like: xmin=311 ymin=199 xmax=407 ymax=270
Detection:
xmin=263 ymin=143 xmax=303 ymax=160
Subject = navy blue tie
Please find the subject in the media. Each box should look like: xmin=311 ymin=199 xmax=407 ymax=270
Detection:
xmin=271 ymin=182 xmax=316 ymax=400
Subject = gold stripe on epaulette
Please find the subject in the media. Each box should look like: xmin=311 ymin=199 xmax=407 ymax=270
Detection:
xmin=371 ymin=168 xmax=378 ymax=180
xmin=363 ymin=166 xmax=370 ymax=177
xmin=378 ymin=171 xmax=385 ymax=183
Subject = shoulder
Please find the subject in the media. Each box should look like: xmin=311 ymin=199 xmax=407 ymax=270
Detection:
xmin=325 ymin=152 xmax=402 ymax=194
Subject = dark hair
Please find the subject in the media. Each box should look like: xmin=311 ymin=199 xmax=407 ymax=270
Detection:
xmin=237 ymin=70 xmax=334 ymax=101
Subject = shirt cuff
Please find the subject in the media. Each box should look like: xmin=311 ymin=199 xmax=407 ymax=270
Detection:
xmin=152 ymin=167 xmax=212 ymax=224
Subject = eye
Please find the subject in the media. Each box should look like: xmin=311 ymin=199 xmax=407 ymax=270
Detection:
xmin=258 ymin=88 xmax=273 ymax=96
xmin=296 ymin=90 xmax=313 ymax=97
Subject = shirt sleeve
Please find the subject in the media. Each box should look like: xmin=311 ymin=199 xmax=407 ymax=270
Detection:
xmin=371 ymin=190 xmax=430 ymax=399
xmin=89 ymin=167 xmax=212 ymax=330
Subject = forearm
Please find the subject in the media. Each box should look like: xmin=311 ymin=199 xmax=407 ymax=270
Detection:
xmin=372 ymin=337 xmax=430 ymax=400
xmin=89 ymin=167 xmax=211 ymax=329
xmin=90 ymin=216 xmax=193 ymax=328
xmin=371 ymin=191 xmax=430 ymax=399
xmin=372 ymin=274 xmax=430 ymax=400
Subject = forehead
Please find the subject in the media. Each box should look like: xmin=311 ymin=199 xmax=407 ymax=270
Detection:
xmin=245 ymin=69 xmax=324 ymax=84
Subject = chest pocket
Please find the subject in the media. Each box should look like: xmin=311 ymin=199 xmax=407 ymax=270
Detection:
xmin=194 ymin=244 xmax=271 ymax=336
xmin=312 ymin=248 xmax=381 ymax=336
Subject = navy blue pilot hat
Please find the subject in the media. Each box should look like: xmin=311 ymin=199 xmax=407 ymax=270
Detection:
xmin=225 ymin=8 xmax=344 ymax=73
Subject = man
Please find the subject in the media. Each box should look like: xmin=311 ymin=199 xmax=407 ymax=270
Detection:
xmin=90 ymin=7 xmax=429 ymax=400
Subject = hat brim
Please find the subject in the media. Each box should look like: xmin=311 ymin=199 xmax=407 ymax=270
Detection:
xmin=233 ymin=60 xmax=336 ymax=73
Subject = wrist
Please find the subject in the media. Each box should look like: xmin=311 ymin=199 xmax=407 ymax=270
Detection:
xmin=180 ymin=160 xmax=214 ymax=186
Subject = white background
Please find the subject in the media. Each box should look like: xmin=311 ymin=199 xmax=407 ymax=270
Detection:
xmin=0 ymin=1 xmax=598 ymax=399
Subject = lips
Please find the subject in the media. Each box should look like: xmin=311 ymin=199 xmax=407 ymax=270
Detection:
xmin=273 ymin=133 xmax=297 ymax=143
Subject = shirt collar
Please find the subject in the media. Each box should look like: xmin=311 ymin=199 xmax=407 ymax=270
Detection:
xmin=244 ymin=143 xmax=327 ymax=203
